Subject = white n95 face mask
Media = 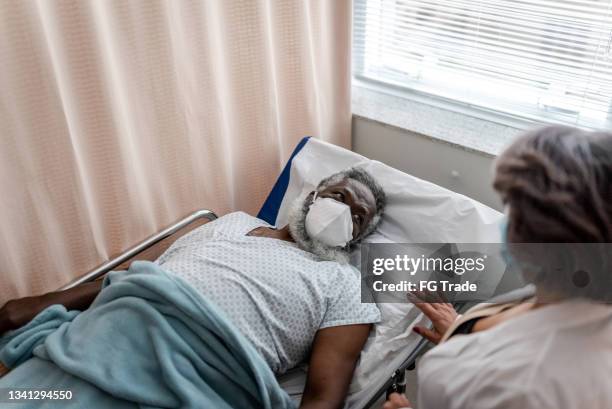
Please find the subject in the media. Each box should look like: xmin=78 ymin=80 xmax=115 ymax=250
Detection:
xmin=305 ymin=192 xmax=354 ymax=247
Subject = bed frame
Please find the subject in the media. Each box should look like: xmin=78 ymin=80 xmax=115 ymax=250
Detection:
xmin=60 ymin=209 xmax=218 ymax=290
xmin=10 ymin=208 xmax=427 ymax=408
xmin=360 ymin=339 xmax=427 ymax=408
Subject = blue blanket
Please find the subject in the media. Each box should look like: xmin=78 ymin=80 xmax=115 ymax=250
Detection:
xmin=0 ymin=261 xmax=296 ymax=409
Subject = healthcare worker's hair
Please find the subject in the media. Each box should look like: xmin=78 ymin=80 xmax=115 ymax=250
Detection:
xmin=494 ymin=125 xmax=612 ymax=301
xmin=316 ymin=167 xmax=387 ymax=242
xmin=494 ymin=125 xmax=612 ymax=243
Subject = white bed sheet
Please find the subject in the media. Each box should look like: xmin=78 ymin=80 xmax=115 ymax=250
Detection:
xmin=274 ymin=138 xmax=504 ymax=408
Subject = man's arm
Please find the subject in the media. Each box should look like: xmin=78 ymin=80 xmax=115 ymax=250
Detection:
xmin=300 ymin=324 xmax=371 ymax=409
xmin=0 ymin=281 xmax=103 ymax=335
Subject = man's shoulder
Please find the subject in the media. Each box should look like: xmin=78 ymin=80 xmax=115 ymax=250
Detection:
xmin=213 ymin=211 xmax=265 ymax=227
xmin=330 ymin=261 xmax=360 ymax=277
xmin=216 ymin=211 xmax=253 ymax=221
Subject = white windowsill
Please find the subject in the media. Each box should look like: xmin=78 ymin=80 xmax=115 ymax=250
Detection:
xmin=352 ymin=81 xmax=528 ymax=157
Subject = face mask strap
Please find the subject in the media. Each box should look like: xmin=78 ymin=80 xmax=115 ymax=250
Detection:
xmin=311 ymin=191 xmax=318 ymax=204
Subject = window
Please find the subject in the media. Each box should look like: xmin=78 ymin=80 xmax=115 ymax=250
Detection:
xmin=353 ymin=0 xmax=612 ymax=129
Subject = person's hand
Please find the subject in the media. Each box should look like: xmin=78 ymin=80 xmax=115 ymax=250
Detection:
xmin=0 ymin=296 xmax=46 ymax=335
xmin=0 ymin=281 xmax=103 ymax=337
xmin=408 ymin=291 xmax=458 ymax=344
xmin=383 ymin=393 xmax=413 ymax=409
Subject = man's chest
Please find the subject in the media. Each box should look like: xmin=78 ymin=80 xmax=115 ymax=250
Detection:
xmin=167 ymin=238 xmax=333 ymax=298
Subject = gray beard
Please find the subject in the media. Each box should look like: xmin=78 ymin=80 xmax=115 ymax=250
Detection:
xmin=286 ymin=191 xmax=349 ymax=264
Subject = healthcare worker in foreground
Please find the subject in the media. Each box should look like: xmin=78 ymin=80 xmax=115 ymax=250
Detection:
xmin=384 ymin=125 xmax=612 ymax=409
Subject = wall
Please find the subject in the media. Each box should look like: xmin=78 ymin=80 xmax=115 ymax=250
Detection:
xmin=352 ymin=116 xmax=503 ymax=211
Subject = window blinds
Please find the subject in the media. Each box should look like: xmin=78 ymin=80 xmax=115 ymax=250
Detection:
xmin=353 ymin=0 xmax=612 ymax=129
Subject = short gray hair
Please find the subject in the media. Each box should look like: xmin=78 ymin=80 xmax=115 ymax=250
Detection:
xmin=316 ymin=167 xmax=387 ymax=244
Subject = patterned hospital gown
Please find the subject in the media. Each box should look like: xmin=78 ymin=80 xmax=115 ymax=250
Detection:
xmin=156 ymin=212 xmax=380 ymax=374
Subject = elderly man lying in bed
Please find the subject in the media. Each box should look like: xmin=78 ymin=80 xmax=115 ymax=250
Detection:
xmin=0 ymin=167 xmax=386 ymax=409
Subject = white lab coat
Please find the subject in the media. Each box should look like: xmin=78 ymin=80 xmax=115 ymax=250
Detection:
xmin=417 ymin=299 xmax=612 ymax=409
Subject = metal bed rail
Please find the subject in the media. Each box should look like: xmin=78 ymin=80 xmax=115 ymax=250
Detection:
xmin=360 ymin=337 xmax=429 ymax=409
xmin=60 ymin=209 xmax=217 ymax=290
xmin=362 ymin=301 xmax=469 ymax=408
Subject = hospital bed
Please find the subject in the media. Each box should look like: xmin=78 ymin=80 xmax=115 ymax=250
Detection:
xmin=57 ymin=136 xmax=504 ymax=408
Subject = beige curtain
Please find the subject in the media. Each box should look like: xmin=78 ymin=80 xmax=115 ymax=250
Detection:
xmin=0 ymin=0 xmax=352 ymax=302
